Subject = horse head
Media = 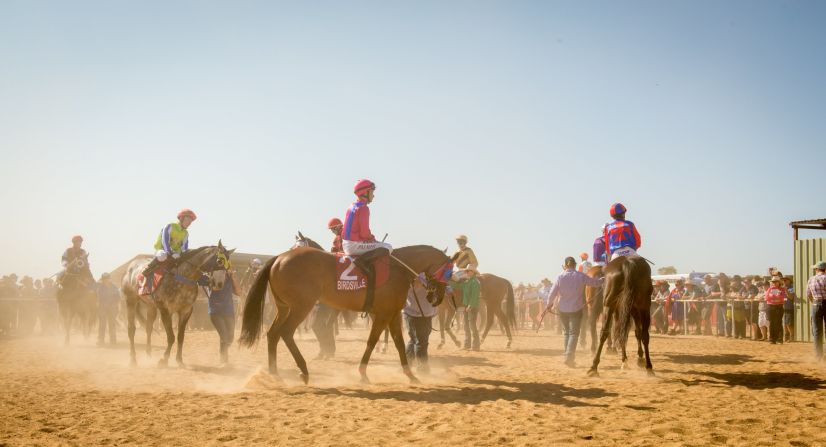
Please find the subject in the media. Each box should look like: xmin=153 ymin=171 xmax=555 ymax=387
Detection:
xmin=180 ymin=240 xmax=235 ymax=290
xmin=393 ymin=245 xmax=454 ymax=307
xmin=293 ymin=232 xmax=323 ymax=250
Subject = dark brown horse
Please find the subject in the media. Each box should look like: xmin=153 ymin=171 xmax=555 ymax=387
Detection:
xmin=56 ymin=257 xmax=97 ymax=345
xmin=239 ymin=245 xmax=452 ymax=384
xmin=121 ymin=243 xmax=233 ymax=367
xmin=584 ymin=265 xmax=608 ymax=354
xmin=587 ymin=255 xmax=654 ymax=377
xmin=437 ymin=273 xmax=516 ymax=349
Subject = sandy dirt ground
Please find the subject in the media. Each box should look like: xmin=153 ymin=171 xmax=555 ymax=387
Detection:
xmin=1 ymin=322 xmax=825 ymax=446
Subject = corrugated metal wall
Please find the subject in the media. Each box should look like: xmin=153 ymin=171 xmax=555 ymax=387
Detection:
xmin=794 ymin=238 xmax=826 ymax=342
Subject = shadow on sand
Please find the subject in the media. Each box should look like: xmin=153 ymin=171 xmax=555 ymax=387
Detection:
xmin=678 ymin=371 xmax=826 ymax=391
xmin=309 ymin=377 xmax=617 ymax=407
xmin=662 ymin=353 xmax=762 ymax=366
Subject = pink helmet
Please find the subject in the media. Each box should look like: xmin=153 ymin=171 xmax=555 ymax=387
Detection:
xmin=177 ymin=208 xmax=197 ymax=221
xmin=353 ymin=179 xmax=376 ymax=196
xmin=610 ymin=203 xmax=626 ymax=217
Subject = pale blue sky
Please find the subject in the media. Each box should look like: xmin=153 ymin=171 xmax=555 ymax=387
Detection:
xmin=1 ymin=1 xmax=824 ymax=283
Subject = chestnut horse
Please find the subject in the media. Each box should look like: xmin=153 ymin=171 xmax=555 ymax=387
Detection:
xmin=437 ymin=273 xmax=516 ymax=349
xmin=587 ymin=255 xmax=654 ymax=377
xmin=239 ymin=245 xmax=452 ymax=384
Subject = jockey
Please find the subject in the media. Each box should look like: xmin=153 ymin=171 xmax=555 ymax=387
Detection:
xmin=451 ymin=234 xmax=479 ymax=281
xmin=328 ymin=218 xmax=344 ymax=253
xmin=603 ymin=203 xmax=641 ymax=261
xmin=342 ymin=179 xmax=392 ymax=312
xmin=592 ymin=224 xmax=608 ymax=266
xmin=142 ymin=208 xmax=197 ymax=280
xmin=578 ymin=252 xmax=592 ymax=273
xmin=59 ymin=235 xmax=95 ymax=286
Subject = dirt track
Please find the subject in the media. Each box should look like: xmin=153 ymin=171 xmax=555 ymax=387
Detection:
xmin=1 ymin=325 xmax=824 ymax=446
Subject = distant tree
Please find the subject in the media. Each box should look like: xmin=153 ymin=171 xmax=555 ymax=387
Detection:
xmin=657 ymin=266 xmax=678 ymax=275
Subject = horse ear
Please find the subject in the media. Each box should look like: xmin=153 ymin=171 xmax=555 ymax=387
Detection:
xmin=228 ymin=249 xmax=236 ymax=256
xmin=218 ymin=239 xmax=224 ymax=248
xmin=295 ymin=235 xmax=299 ymax=241
xmin=443 ymin=247 xmax=448 ymax=254
xmin=298 ymin=231 xmax=305 ymax=240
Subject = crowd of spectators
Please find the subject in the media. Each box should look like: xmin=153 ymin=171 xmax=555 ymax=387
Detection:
xmin=0 ymin=274 xmax=59 ymax=336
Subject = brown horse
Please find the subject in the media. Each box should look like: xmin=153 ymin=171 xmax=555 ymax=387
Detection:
xmin=584 ymin=265 xmax=610 ymax=354
xmin=437 ymin=273 xmax=516 ymax=349
xmin=121 ymin=243 xmax=232 ymax=367
xmin=239 ymin=245 xmax=452 ymax=384
xmin=56 ymin=258 xmax=97 ymax=345
xmin=587 ymin=255 xmax=654 ymax=377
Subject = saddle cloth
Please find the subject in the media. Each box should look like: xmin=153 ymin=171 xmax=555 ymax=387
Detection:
xmin=335 ymin=253 xmax=389 ymax=292
xmin=137 ymin=271 xmax=164 ymax=296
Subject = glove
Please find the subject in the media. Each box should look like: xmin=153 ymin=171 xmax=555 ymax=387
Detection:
xmin=172 ymin=252 xmax=181 ymax=260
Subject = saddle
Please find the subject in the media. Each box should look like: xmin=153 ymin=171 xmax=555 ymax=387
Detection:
xmin=335 ymin=252 xmax=389 ymax=292
xmin=137 ymin=271 xmax=165 ymax=296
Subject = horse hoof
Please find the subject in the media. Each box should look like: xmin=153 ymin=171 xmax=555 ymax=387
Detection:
xmin=637 ymin=358 xmax=646 ymax=368
xmin=299 ymin=373 xmax=309 ymax=385
xmin=360 ymin=376 xmax=371 ymax=385
xmin=409 ymin=376 xmax=421 ymax=385
xmin=586 ymin=369 xmax=599 ymax=378
xmin=177 ymin=361 xmax=186 ymax=369
xmin=130 ymin=358 xmax=137 ymax=367
xmin=157 ymin=359 xmax=168 ymax=368
xmin=506 ymin=341 xmax=512 ymax=349
xmin=646 ymin=369 xmax=655 ymax=377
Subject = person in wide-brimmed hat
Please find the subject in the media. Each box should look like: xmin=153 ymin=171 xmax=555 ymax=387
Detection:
xmin=451 ymin=234 xmax=479 ymax=282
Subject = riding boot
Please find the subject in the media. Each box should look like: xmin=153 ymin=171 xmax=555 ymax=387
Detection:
xmin=355 ymin=258 xmax=376 ymax=313
xmin=141 ymin=259 xmax=163 ymax=293
xmin=354 ymin=248 xmax=389 ymax=313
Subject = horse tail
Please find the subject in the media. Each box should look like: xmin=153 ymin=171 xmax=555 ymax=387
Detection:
xmin=239 ymin=256 xmax=277 ymax=347
xmin=611 ymin=258 xmax=640 ymax=352
xmin=506 ymin=281 xmax=516 ymax=330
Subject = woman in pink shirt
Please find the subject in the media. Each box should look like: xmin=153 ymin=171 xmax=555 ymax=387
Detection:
xmin=764 ymin=277 xmax=787 ymax=344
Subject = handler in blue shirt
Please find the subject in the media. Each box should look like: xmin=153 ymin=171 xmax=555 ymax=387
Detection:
xmin=96 ymin=273 xmax=120 ymax=346
xmin=207 ymin=268 xmax=241 ymax=365
xmin=546 ymin=257 xmax=604 ymax=367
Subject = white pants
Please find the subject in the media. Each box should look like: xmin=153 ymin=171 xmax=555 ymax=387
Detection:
xmin=342 ymin=240 xmax=393 ymax=256
xmin=451 ymin=267 xmax=477 ymax=282
xmin=155 ymin=250 xmax=182 ymax=262
xmin=609 ymin=247 xmax=637 ymax=261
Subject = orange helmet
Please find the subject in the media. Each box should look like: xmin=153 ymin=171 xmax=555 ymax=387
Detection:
xmin=177 ymin=209 xmax=197 ymax=221
xmin=580 ymin=252 xmax=588 ymax=260
xmin=328 ymin=218 xmax=343 ymax=229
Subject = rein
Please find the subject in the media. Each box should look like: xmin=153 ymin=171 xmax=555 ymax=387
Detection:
xmin=390 ymin=254 xmax=419 ymax=278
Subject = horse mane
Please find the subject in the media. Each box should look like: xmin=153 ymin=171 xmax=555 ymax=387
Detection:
xmin=394 ymin=245 xmax=445 ymax=255
xmin=178 ymin=245 xmax=214 ymax=263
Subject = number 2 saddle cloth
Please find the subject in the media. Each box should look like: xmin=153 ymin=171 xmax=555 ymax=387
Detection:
xmin=335 ymin=253 xmax=390 ymax=292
